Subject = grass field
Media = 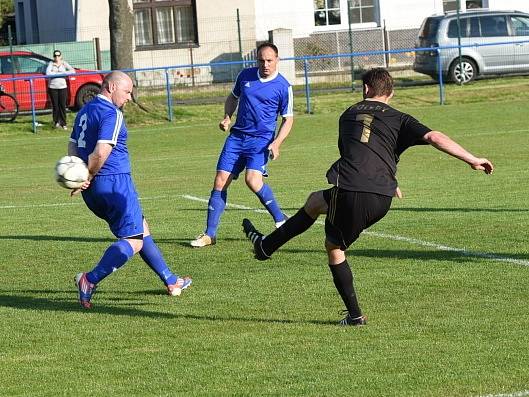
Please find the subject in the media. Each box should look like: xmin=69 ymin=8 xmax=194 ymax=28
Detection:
xmin=1 ymin=81 xmax=528 ymax=396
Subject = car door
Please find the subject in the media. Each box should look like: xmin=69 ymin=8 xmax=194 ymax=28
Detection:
xmin=0 ymin=55 xmax=28 ymax=108
xmin=12 ymin=55 xmax=49 ymax=111
xmin=509 ymin=15 xmax=529 ymax=71
xmin=474 ymin=15 xmax=516 ymax=73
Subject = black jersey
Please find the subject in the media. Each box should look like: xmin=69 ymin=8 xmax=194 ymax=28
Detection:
xmin=326 ymin=100 xmax=431 ymax=196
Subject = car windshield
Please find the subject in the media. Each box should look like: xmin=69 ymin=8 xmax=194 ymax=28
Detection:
xmin=419 ymin=17 xmax=441 ymax=39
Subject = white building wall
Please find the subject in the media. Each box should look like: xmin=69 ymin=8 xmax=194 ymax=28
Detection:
xmin=379 ymin=0 xmax=442 ymax=30
xmin=254 ymin=0 xmax=314 ymax=39
xmin=488 ymin=0 xmax=529 ymax=13
xmin=75 ymin=0 xmax=111 ymax=51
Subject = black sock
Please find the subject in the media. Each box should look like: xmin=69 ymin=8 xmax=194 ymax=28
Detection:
xmin=329 ymin=260 xmax=362 ymax=319
xmin=261 ymin=208 xmax=316 ymax=255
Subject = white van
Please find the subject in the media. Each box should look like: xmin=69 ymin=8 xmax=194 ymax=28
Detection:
xmin=413 ymin=9 xmax=529 ymax=82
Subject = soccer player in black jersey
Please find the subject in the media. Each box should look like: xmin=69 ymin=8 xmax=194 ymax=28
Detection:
xmin=242 ymin=67 xmax=494 ymax=326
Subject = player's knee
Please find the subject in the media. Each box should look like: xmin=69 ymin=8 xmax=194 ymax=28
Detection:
xmin=304 ymin=191 xmax=326 ymax=218
xmin=325 ymin=241 xmax=345 ymax=264
xmin=245 ymin=174 xmax=262 ymax=192
xmin=126 ymin=238 xmax=143 ymax=254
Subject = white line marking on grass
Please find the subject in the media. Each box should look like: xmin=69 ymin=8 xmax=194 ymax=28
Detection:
xmin=479 ymin=390 xmax=529 ymax=397
xmin=0 ymin=202 xmax=80 ymax=209
xmin=180 ymin=194 xmax=529 ymax=267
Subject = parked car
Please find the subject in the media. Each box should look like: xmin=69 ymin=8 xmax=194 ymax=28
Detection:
xmin=0 ymin=51 xmax=104 ymax=112
xmin=413 ymin=9 xmax=529 ymax=83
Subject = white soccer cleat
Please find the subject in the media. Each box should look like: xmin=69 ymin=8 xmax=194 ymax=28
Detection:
xmin=190 ymin=233 xmax=216 ymax=248
xmin=167 ymin=276 xmax=192 ymax=296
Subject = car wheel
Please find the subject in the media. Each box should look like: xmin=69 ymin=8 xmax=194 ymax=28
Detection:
xmin=449 ymin=58 xmax=477 ymax=83
xmin=75 ymin=84 xmax=100 ymax=109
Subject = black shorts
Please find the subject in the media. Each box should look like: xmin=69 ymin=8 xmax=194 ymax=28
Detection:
xmin=323 ymin=187 xmax=392 ymax=250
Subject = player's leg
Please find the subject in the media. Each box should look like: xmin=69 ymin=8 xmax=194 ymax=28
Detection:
xmin=242 ymin=189 xmax=327 ymax=260
xmin=76 ymin=174 xmax=142 ymax=308
xmin=245 ymin=170 xmax=286 ymax=228
xmin=326 ymin=241 xmax=366 ymax=326
xmin=191 ymin=134 xmax=243 ymax=247
xmin=140 ymin=219 xmax=192 ymax=296
xmin=325 ymin=189 xmax=392 ymax=325
xmin=190 ymin=170 xmax=233 ymax=247
xmin=245 ymin=139 xmax=286 ymax=227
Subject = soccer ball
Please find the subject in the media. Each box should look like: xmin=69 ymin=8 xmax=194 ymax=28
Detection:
xmin=55 ymin=155 xmax=89 ymax=189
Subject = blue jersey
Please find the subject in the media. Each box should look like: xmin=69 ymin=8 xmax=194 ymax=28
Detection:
xmin=231 ymin=67 xmax=293 ymax=139
xmin=69 ymin=94 xmax=130 ymax=175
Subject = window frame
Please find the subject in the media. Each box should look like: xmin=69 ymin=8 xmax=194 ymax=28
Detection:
xmin=314 ymin=0 xmax=342 ymax=27
xmin=133 ymin=0 xmax=198 ymax=51
xmin=348 ymin=0 xmax=376 ymax=25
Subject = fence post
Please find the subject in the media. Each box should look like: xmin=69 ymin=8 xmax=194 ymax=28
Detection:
xmin=237 ymin=8 xmax=243 ymax=62
xmin=94 ymin=37 xmax=102 ymax=70
xmin=165 ymin=68 xmax=173 ymax=122
xmin=437 ymin=49 xmax=445 ymax=105
xmin=346 ymin=0 xmax=355 ymax=92
xmin=29 ymin=78 xmax=37 ymax=133
xmin=303 ymin=58 xmax=311 ymax=114
xmin=383 ymin=20 xmax=390 ymax=68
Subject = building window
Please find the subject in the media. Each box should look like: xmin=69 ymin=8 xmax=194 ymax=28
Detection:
xmin=314 ymin=0 xmax=341 ymax=26
xmin=133 ymin=0 xmax=197 ymax=49
xmin=348 ymin=0 xmax=376 ymax=24
xmin=443 ymin=0 xmax=485 ymax=12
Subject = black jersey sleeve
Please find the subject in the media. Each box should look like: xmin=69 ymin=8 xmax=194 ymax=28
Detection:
xmin=395 ymin=113 xmax=431 ymax=155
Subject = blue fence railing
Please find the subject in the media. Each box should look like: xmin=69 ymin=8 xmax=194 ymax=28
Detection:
xmin=2 ymin=38 xmax=529 ymax=133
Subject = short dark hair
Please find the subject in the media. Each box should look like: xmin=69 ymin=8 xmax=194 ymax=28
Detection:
xmin=53 ymin=50 xmax=61 ymax=57
xmin=257 ymin=42 xmax=278 ymax=57
xmin=362 ymin=68 xmax=394 ymax=97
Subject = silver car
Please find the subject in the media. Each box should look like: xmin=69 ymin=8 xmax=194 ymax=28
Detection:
xmin=413 ymin=9 xmax=529 ymax=83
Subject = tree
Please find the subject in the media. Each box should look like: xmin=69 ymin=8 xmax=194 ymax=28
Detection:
xmin=108 ymin=0 xmax=134 ymax=71
xmin=0 ymin=0 xmax=14 ymax=26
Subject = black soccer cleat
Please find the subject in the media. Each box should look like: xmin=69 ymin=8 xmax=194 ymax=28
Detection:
xmin=242 ymin=218 xmax=270 ymax=261
xmin=339 ymin=312 xmax=367 ymax=327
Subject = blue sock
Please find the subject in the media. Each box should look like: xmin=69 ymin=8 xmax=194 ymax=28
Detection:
xmin=255 ymin=184 xmax=284 ymax=223
xmin=139 ymin=235 xmax=177 ymax=286
xmin=86 ymin=240 xmax=134 ymax=284
xmin=205 ymin=189 xmax=227 ymax=237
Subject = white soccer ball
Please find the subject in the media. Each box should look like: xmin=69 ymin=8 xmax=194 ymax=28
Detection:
xmin=55 ymin=155 xmax=89 ymax=189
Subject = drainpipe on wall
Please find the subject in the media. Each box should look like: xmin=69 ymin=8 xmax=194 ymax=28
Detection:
xmin=74 ymin=0 xmax=79 ymax=41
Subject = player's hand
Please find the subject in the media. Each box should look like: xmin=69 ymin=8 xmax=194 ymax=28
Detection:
xmin=70 ymin=180 xmax=91 ymax=196
xmin=470 ymin=158 xmax=494 ymax=174
xmin=394 ymin=186 xmax=403 ymax=199
xmin=268 ymin=144 xmax=279 ymax=161
xmin=219 ymin=117 xmax=230 ymax=132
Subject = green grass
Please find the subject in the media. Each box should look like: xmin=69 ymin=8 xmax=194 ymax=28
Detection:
xmin=0 ymin=79 xmax=528 ymax=396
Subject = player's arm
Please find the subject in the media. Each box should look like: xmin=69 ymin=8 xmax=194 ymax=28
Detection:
xmin=219 ymin=93 xmax=238 ymax=132
xmin=67 ymin=141 xmax=78 ymax=157
xmin=422 ymin=130 xmax=494 ymax=174
xmin=268 ymin=116 xmax=294 ymax=160
xmin=87 ymin=142 xmax=113 ymax=179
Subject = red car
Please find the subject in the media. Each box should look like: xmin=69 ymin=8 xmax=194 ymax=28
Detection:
xmin=0 ymin=51 xmax=104 ymax=112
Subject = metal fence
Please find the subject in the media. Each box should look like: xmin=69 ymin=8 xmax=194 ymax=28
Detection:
xmin=2 ymin=38 xmax=529 ymax=133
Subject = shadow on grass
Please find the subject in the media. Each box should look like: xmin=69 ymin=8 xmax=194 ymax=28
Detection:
xmin=0 ymin=293 xmax=177 ymax=318
xmin=0 ymin=235 xmax=113 ymax=243
xmin=391 ymin=207 xmax=529 ymax=213
xmin=0 ymin=292 xmax=339 ymax=326
xmin=276 ymin=248 xmax=529 ymax=264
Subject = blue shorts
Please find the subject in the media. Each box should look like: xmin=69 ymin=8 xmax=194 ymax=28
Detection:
xmin=82 ymin=174 xmax=144 ymax=238
xmin=216 ymin=132 xmax=272 ymax=179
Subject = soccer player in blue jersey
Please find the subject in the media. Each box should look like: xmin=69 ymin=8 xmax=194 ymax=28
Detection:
xmin=68 ymin=71 xmax=191 ymax=309
xmin=191 ymin=42 xmax=294 ymax=247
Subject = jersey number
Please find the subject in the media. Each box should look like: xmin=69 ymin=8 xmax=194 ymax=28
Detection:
xmin=77 ymin=113 xmax=88 ymax=148
xmin=357 ymin=114 xmax=374 ymax=143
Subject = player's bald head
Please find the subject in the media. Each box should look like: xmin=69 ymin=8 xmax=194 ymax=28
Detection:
xmin=102 ymin=71 xmax=132 ymax=90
